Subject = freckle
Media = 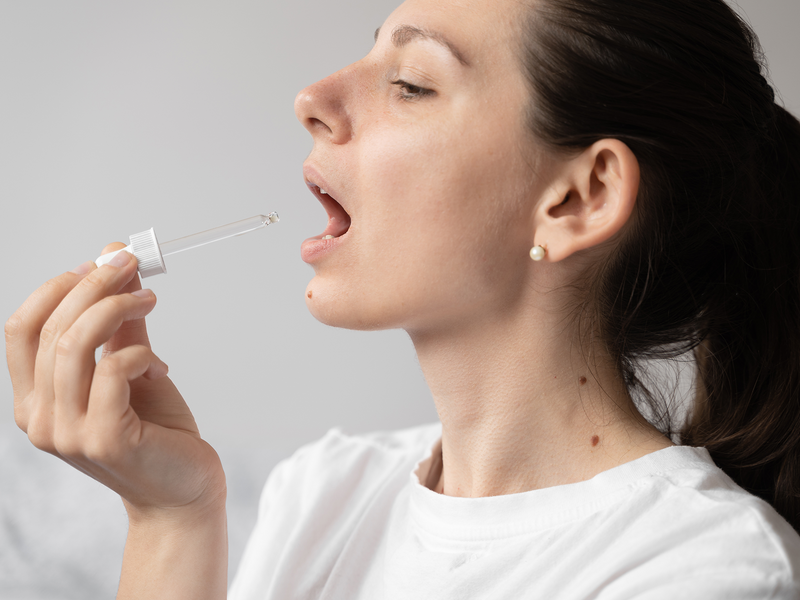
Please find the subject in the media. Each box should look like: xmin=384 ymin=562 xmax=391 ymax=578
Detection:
xmin=307 ymin=290 xmax=313 ymax=299
xmin=579 ymin=376 xmax=587 ymax=385
xmin=591 ymin=435 xmax=600 ymax=447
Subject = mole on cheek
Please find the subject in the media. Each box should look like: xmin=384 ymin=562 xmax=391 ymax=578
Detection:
xmin=307 ymin=290 xmax=313 ymax=299
xmin=591 ymin=435 xmax=600 ymax=447
xmin=579 ymin=376 xmax=587 ymax=385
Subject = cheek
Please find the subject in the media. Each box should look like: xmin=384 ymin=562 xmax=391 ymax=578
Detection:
xmin=358 ymin=125 xmax=533 ymax=308
xmin=361 ymin=117 xmax=527 ymax=241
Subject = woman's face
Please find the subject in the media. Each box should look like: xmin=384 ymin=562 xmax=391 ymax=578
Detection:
xmin=296 ymin=0 xmax=549 ymax=334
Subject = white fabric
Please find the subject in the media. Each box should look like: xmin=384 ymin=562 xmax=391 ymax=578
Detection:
xmin=230 ymin=423 xmax=800 ymax=600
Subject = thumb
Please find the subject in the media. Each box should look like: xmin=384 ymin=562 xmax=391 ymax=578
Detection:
xmin=99 ymin=242 xmax=153 ymax=351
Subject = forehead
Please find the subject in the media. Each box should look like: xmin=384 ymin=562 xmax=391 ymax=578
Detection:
xmin=383 ymin=0 xmax=528 ymax=72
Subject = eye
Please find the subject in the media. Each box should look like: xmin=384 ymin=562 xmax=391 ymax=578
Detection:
xmin=391 ymin=79 xmax=434 ymax=100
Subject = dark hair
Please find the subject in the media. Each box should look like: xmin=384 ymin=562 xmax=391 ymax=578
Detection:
xmin=521 ymin=0 xmax=800 ymax=530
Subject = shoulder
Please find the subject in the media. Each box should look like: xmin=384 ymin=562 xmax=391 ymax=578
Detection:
xmin=291 ymin=422 xmax=442 ymax=463
xmin=255 ymin=422 xmax=440 ymax=524
xmin=605 ymin=447 xmax=800 ymax=598
xmin=635 ymin=446 xmax=799 ymax=550
xmin=230 ymin=424 xmax=442 ymax=597
xmin=269 ymin=422 xmax=441 ymax=488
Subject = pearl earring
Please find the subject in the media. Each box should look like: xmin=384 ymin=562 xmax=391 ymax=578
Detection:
xmin=530 ymin=245 xmax=546 ymax=261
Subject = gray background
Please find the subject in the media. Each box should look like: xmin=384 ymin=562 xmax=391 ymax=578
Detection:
xmin=1 ymin=0 xmax=435 ymax=458
xmin=0 ymin=0 xmax=798 ymax=593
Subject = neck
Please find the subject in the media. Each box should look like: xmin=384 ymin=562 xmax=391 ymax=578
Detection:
xmin=409 ymin=305 xmax=672 ymax=498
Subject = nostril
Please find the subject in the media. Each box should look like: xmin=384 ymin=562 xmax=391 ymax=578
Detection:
xmin=308 ymin=117 xmax=332 ymax=134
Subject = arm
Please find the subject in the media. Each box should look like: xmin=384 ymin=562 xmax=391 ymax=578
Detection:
xmin=5 ymin=245 xmax=227 ymax=598
xmin=118 ymin=500 xmax=228 ymax=599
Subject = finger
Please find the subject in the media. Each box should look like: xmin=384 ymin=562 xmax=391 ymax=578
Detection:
xmin=5 ymin=262 xmax=96 ymax=406
xmin=38 ymin=249 xmax=139 ymax=357
xmin=86 ymin=344 xmax=168 ymax=434
xmin=101 ymin=242 xmax=128 ymax=256
xmin=32 ymin=251 xmax=139 ymax=429
xmin=102 ymin=243 xmax=152 ymax=352
xmin=53 ymin=290 xmax=157 ymax=424
xmin=54 ymin=345 xmax=166 ymax=472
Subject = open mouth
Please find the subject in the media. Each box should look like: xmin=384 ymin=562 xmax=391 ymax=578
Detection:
xmin=308 ymin=183 xmax=351 ymax=239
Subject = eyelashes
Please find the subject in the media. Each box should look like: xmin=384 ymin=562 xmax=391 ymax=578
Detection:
xmin=391 ymin=79 xmax=435 ymax=100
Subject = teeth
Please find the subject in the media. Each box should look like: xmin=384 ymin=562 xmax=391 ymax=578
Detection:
xmin=322 ymin=235 xmax=334 ymax=240
xmin=320 ymin=189 xmax=327 ymax=195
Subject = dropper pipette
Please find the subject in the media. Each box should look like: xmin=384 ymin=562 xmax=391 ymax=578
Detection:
xmin=95 ymin=212 xmax=280 ymax=277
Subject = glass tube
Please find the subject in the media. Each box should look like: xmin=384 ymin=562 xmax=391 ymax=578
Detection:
xmin=159 ymin=212 xmax=279 ymax=258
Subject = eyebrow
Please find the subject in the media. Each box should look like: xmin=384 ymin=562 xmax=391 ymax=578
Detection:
xmin=374 ymin=24 xmax=469 ymax=67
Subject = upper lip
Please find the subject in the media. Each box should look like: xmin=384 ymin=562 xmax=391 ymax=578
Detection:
xmin=303 ymin=164 xmax=345 ymax=210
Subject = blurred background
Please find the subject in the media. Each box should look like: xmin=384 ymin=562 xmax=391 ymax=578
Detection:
xmin=0 ymin=0 xmax=797 ymax=595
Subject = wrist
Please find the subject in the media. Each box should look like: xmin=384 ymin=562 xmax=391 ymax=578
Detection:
xmin=119 ymin=494 xmax=228 ymax=600
xmin=123 ymin=483 xmax=227 ymax=530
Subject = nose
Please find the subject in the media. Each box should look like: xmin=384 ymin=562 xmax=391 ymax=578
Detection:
xmin=294 ymin=65 xmax=355 ymax=145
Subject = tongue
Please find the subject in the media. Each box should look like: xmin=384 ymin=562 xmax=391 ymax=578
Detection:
xmin=320 ymin=193 xmax=351 ymax=238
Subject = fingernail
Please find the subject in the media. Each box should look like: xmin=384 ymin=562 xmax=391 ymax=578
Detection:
xmin=70 ymin=261 xmax=94 ymax=275
xmin=152 ymin=357 xmax=169 ymax=379
xmin=131 ymin=289 xmax=153 ymax=299
xmin=108 ymin=250 xmax=133 ymax=268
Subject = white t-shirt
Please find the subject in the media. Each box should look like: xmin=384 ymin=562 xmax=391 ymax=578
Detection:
xmin=229 ymin=423 xmax=800 ymax=599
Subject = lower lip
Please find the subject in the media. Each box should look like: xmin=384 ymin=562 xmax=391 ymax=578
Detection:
xmin=301 ymin=235 xmax=344 ymax=264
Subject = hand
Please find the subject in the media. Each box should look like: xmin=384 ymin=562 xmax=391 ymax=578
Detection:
xmin=5 ymin=244 xmax=226 ymax=520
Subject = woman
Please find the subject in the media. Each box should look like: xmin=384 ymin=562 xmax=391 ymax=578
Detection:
xmin=5 ymin=0 xmax=800 ymax=597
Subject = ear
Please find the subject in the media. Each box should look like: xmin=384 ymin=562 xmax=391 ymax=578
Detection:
xmin=532 ymin=139 xmax=639 ymax=262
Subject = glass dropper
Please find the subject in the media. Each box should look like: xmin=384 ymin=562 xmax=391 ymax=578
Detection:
xmin=95 ymin=212 xmax=280 ymax=277
xmin=159 ymin=213 xmax=279 ymax=257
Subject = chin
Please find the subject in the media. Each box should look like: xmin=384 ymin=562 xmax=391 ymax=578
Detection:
xmin=304 ymin=280 xmax=402 ymax=332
